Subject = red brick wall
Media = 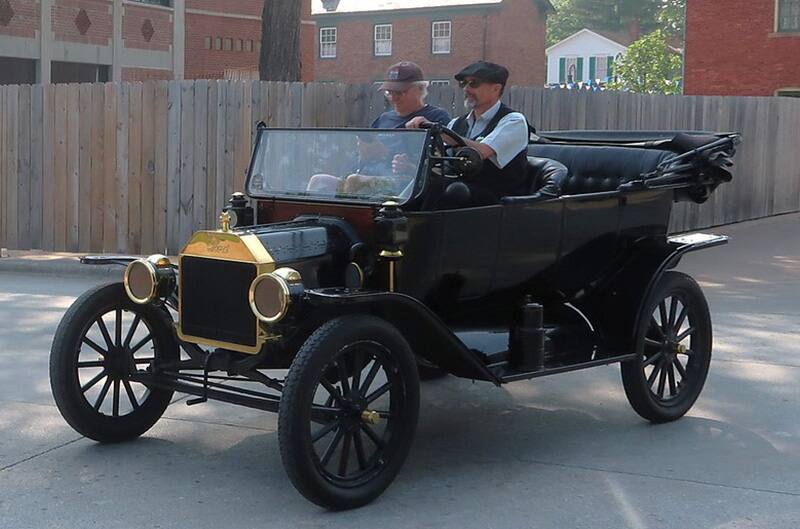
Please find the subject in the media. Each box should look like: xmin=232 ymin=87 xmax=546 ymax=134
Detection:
xmin=0 ymin=0 xmax=40 ymax=39
xmin=186 ymin=0 xmax=260 ymax=18
xmin=122 ymin=3 xmax=172 ymax=52
xmin=184 ymin=12 xmax=261 ymax=79
xmin=313 ymin=0 xmax=548 ymax=87
xmin=121 ymin=66 xmax=173 ymax=80
xmin=685 ymin=0 xmax=800 ymax=96
xmin=52 ymin=0 xmax=112 ymax=46
xmin=184 ymin=0 xmax=315 ymax=81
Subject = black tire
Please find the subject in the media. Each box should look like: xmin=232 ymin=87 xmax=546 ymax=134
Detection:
xmin=50 ymin=282 xmax=178 ymax=442
xmin=416 ymin=357 xmax=449 ymax=381
xmin=279 ymin=315 xmax=420 ymax=510
xmin=621 ymin=271 xmax=712 ymax=423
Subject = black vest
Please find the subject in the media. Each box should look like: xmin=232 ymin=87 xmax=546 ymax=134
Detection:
xmin=452 ymin=103 xmax=529 ymax=204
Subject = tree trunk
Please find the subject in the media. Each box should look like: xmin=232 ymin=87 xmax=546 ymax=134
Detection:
xmin=259 ymin=0 xmax=302 ymax=81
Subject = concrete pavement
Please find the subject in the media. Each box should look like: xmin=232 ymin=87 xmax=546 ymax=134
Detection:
xmin=0 ymin=214 xmax=798 ymax=528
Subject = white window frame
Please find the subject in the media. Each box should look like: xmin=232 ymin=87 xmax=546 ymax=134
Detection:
xmin=777 ymin=0 xmax=800 ymax=32
xmin=432 ymin=20 xmax=451 ymax=54
xmin=565 ymin=57 xmax=579 ymax=83
xmin=374 ymin=24 xmax=392 ymax=56
xmin=429 ymin=79 xmax=450 ymax=87
xmin=593 ymin=55 xmax=609 ymax=81
xmin=320 ymin=27 xmax=337 ymax=58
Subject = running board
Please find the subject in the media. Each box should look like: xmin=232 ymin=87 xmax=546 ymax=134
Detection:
xmin=492 ymin=353 xmax=637 ymax=383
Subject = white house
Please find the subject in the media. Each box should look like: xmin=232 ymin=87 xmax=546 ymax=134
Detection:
xmin=546 ymin=29 xmax=631 ymax=85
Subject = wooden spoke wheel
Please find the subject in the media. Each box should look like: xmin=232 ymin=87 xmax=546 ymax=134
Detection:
xmin=279 ymin=315 xmax=419 ymax=510
xmin=50 ymin=283 xmax=178 ymax=442
xmin=621 ymin=271 xmax=712 ymax=423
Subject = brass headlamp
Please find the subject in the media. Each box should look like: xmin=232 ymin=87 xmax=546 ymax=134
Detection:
xmin=123 ymin=254 xmax=176 ymax=304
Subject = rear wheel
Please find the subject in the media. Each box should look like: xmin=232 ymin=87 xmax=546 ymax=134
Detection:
xmin=278 ymin=315 xmax=419 ymax=510
xmin=50 ymin=283 xmax=178 ymax=442
xmin=621 ymin=271 xmax=712 ymax=423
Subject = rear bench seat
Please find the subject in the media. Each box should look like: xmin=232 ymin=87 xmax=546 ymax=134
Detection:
xmin=527 ymin=144 xmax=675 ymax=195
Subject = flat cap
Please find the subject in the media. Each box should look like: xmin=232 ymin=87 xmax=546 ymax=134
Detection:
xmin=455 ymin=61 xmax=509 ymax=85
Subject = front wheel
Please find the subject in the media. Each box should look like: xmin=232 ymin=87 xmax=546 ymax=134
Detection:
xmin=278 ymin=315 xmax=420 ymax=510
xmin=50 ymin=283 xmax=178 ymax=442
xmin=621 ymin=271 xmax=712 ymax=423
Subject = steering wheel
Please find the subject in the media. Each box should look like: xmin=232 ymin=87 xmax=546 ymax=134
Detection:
xmin=419 ymin=121 xmax=468 ymax=148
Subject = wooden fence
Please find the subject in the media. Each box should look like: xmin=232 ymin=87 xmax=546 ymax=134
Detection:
xmin=1 ymin=81 xmax=799 ymax=254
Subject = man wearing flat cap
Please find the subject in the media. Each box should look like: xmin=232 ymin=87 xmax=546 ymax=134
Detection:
xmin=408 ymin=60 xmax=531 ymax=205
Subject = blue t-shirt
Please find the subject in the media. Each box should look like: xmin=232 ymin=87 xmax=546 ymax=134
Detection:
xmin=371 ymin=104 xmax=450 ymax=129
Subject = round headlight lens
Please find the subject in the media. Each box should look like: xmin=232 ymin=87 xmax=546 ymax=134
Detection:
xmin=249 ymin=273 xmax=290 ymax=323
xmin=124 ymin=259 xmax=157 ymax=304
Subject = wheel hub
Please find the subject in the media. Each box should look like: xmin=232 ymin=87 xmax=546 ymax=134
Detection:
xmin=105 ymin=347 xmax=130 ymax=378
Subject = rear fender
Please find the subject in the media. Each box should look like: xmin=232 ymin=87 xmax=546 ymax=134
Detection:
xmin=578 ymin=233 xmax=727 ymax=354
xmin=304 ymin=289 xmax=501 ymax=385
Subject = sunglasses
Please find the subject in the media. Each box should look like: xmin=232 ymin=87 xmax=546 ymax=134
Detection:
xmin=458 ymin=79 xmax=485 ymax=89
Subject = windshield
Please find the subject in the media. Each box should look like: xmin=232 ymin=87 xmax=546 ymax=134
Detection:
xmin=246 ymin=128 xmax=429 ymax=204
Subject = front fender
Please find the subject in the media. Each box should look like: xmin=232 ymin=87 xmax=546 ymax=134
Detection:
xmin=304 ymin=289 xmax=501 ymax=385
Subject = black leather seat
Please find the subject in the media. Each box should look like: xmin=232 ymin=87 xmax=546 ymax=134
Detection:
xmin=527 ymin=144 xmax=675 ymax=195
xmin=527 ymin=157 xmax=567 ymax=198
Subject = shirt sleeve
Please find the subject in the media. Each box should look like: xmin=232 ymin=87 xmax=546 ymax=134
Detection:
xmin=479 ymin=112 xmax=529 ymax=169
xmin=447 ymin=117 xmax=458 ymax=128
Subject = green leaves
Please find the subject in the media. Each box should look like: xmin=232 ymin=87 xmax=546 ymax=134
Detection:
xmin=608 ymin=30 xmax=683 ymax=94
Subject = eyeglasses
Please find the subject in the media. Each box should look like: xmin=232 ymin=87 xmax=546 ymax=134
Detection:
xmin=384 ymin=89 xmax=408 ymax=97
xmin=458 ymin=79 xmax=485 ymax=89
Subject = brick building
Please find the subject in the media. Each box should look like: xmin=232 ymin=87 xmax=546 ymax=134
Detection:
xmin=0 ymin=0 xmax=315 ymax=84
xmin=684 ymin=0 xmax=800 ymax=97
xmin=312 ymin=0 xmax=554 ymax=87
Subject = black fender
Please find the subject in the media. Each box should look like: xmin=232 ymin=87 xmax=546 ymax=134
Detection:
xmin=303 ymin=289 xmax=501 ymax=385
xmin=80 ymin=255 xmax=140 ymax=267
xmin=577 ymin=233 xmax=727 ymax=355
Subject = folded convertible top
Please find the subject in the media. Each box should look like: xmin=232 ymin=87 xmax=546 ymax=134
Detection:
xmin=536 ymin=130 xmax=739 ymax=155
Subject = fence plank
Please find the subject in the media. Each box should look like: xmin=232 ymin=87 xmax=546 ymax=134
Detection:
xmin=78 ymin=84 xmax=93 ymax=252
xmin=206 ymin=81 xmax=219 ymax=228
xmin=141 ymin=81 xmax=156 ymax=253
xmin=17 ymin=85 xmax=31 ymax=250
xmin=5 ymin=86 xmax=19 ymax=250
xmin=179 ymin=80 xmax=195 ymax=247
xmin=154 ymin=82 xmax=169 ymax=253
xmin=90 ymin=83 xmax=105 ymax=252
xmin=166 ymin=81 xmax=181 ymax=253
xmin=0 ymin=88 xmax=5 ymax=248
xmin=127 ymin=83 xmax=143 ymax=254
xmin=116 ymin=83 xmax=130 ymax=253
xmin=102 ymin=83 xmax=117 ymax=253
xmin=193 ymin=80 xmax=208 ymax=232
xmin=215 ymin=81 xmax=228 ymax=228
xmin=66 ymin=84 xmax=80 ymax=251
xmin=52 ymin=85 xmax=68 ymax=250
xmin=30 ymin=86 xmax=43 ymax=249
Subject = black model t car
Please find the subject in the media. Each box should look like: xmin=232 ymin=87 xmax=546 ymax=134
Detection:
xmin=50 ymin=124 xmax=739 ymax=510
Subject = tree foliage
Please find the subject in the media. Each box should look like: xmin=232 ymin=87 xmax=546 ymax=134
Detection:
xmin=658 ymin=0 xmax=686 ymax=40
xmin=260 ymin=0 xmax=302 ymax=81
xmin=546 ymin=0 xmax=685 ymax=47
xmin=608 ymin=30 xmax=683 ymax=94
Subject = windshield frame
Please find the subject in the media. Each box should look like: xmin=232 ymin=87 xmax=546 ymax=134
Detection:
xmin=244 ymin=126 xmax=432 ymax=206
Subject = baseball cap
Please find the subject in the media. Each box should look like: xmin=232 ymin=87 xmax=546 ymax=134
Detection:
xmin=455 ymin=61 xmax=509 ymax=86
xmin=379 ymin=61 xmax=425 ymax=91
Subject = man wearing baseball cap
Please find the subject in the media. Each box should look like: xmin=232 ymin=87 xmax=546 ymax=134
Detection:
xmin=373 ymin=61 xmax=450 ymax=128
xmin=407 ymin=60 xmax=531 ymax=205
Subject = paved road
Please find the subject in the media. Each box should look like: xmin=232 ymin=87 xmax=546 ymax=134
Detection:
xmin=1 ymin=214 xmax=799 ymax=528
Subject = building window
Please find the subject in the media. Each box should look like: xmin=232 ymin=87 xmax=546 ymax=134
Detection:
xmin=245 ymin=40 xmax=253 ymax=52
xmin=778 ymin=0 xmax=800 ymax=31
xmin=320 ymin=27 xmax=337 ymax=58
xmin=203 ymin=36 xmax=211 ymax=50
xmin=432 ymin=21 xmax=451 ymax=54
xmin=591 ymin=56 xmax=610 ymax=81
xmin=429 ymin=80 xmax=450 ymax=87
xmin=235 ymin=39 xmax=243 ymax=51
xmin=128 ymin=0 xmax=172 ymax=7
xmin=565 ymin=57 xmax=579 ymax=83
xmin=223 ymin=38 xmax=232 ymax=51
xmin=214 ymin=37 xmax=222 ymax=50
xmin=777 ymin=89 xmax=800 ymax=97
xmin=374 ymin=24 xmax=392 ymax=56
